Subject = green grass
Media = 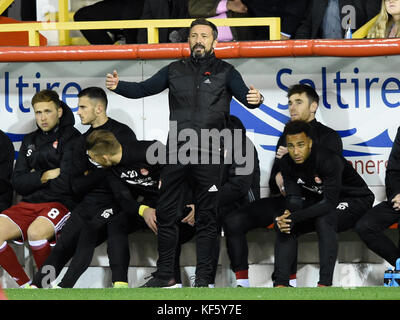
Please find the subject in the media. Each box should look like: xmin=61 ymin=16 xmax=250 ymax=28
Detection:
xmin=3 ymin=287 xmax=400 ymax=300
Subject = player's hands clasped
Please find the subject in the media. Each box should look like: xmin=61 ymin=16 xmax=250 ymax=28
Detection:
xmin=391 ymin=193 xmax=400 ymax=211
xmin=275 ymin=210 xmax=292 ymax=234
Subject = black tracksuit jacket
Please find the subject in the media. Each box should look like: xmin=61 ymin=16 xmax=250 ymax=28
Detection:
xmin=269 ymin=119 xmax=343 ymax=195
xmin=106 ymin=139 xmax=162 ymax=215
xmin=70 ymin=118 xmax=137 ymax=211
xmin=114 ymin=53 xmax=260 ymax=151
xmin=280 ymin=146 xmax=374 ymax=225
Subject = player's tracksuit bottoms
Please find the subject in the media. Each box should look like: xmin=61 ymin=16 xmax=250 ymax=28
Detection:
xmin=273 ymin=195 xmax=374 ymax=286
xmin=155 ymin=161 xmax=222 ymax=284
xmin=355 ymin=200 xmax=400 ymax=267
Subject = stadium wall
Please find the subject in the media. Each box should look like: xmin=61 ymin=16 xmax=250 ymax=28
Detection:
xmin=0 ymin=40 xmax=399 ymax=288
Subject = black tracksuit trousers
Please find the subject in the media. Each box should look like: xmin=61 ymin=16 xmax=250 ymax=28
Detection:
xmin=31 ymin=195 xmax=121 ymax=288
xmin=155 ymin=162 xmax=222 ymax=283
xmin=355 ymin=201 xmax=400 ymax=267
xmin=274 ymin=210 xmax=338 ymax=287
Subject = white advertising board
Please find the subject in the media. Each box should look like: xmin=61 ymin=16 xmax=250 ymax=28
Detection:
xmin=0 ymin=55 xmax=398 ymax=201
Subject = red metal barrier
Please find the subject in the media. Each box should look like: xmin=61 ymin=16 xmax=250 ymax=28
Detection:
xmin=0 ymin=38 xmax=400 ymax=62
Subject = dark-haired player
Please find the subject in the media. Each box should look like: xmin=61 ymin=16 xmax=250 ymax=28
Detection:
xmin=223 ymin=83 xmax=343 ymax=287
xmin=273 ymin=120 xmax=373 ymax=287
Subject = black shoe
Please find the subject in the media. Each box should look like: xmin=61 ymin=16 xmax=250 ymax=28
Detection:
xmin=140 ymin=276 xmax=178 ymax=288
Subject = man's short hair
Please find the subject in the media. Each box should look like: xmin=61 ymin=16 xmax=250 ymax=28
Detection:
xmin=287 ymin=84 xmax=319 ymax=105
xmin=78 ymin=87 xmax=108 ymax=110
xmin=31 ymin=90 xmax=61 ymax=109
xmin=283 ymin=120 xmax=313 ymax=140
xmin=86 ymin=130 xmax=121 ymax=156
xmin=190 ymin=18 xmax=218 ymax=40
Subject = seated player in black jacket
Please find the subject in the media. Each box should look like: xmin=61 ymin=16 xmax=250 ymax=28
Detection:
xmin=0 ymin=90 xmax=80 ymax=287
xmin=76 ymin=129 xmax=163 ymax=288
xmin=355 ymin=126 xmax=400 ymax=268
xmin=30 ymin=87 xmax=137 ymax=288
xmin=33 ymin=130 xmax=165 ymax=288
xmin=273 ymin=120 xmax=374 ymax=287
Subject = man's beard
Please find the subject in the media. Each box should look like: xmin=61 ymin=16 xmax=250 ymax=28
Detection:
xmin=191 ymin=43 xmax=212 ymax=59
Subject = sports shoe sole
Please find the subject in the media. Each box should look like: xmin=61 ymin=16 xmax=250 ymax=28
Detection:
xmin=162 ymin=283 xmax=181 ymax=289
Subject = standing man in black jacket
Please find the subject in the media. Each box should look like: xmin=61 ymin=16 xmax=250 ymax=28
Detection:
xmin=274 ymin=120 xmax=374 ymax=287
xmin=106 ymin=18 xmax=263 ymax=287
xmin=355 ymin=127 xmax=400 ymax=268
xmin=0 ymin=90 xmax=80 ymax=287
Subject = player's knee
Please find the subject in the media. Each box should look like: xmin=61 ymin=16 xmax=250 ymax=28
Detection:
xmin=0 ymin=217 xmax=20 ymax=242
xmin=0 ymin=221 xmax=8 ymax=243
xmin=354 ymin=218 xmax=369 ymax=238
xmin=316 ymin=212 xmax=337 ymax=231
xmin=223 ymin=212 xmax=245 ymax=236
xmin=27 ymin=226 xmax=41 ymax=241
xmin=27 ymin=224 xmax=52 ymax=241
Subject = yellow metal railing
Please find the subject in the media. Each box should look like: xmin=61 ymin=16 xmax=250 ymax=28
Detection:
xmin=0 ymin=17 xmax=281 ymax=46
xmin=44 ymin=11 xmax=74 ymax=22
xmin=2 ymin=0 xmax=280 ymax=46
xmin=1 ymin=0 xmax=73 ymax=45
xmin=57 ymin=0 xmax=69 ymax=46
xmin=0 ymin=0 xmax=382 ymax=46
